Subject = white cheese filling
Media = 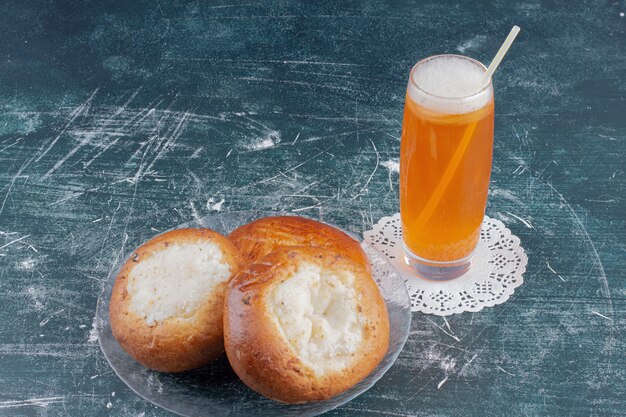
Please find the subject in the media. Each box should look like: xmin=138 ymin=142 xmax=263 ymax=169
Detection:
xmin=268 ymin=262 xmax=364 ymax=374
xmin=127 ymin=242 xmax=231 ymax=326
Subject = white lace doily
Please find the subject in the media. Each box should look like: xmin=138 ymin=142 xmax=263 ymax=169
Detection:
xmin=363 ymin=213 xmax=527 ymax=315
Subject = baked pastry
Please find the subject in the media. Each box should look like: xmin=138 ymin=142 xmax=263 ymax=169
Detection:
xmin=228 ymin=216 xmax=370 ymax=271
xmin=224 ymin=246 xmax=389 ymax=403
xmin=110 ymin=228 xmax=242 ymax=373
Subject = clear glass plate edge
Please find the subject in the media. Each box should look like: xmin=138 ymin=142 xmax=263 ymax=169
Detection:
xmin=95 ymin=210 xmax=412 ymax=417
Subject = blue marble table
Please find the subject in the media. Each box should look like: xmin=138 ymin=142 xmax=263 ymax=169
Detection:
xmin=0 ymin=1 xmax=624 ymax=416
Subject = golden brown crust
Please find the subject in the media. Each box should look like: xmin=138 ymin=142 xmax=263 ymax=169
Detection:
xmin=224 ymin=246 xmax=389 ymax=403
xmin=110 ymin=228 xmax=243 ymax=373
xmin=228 ymin=216 xmax=370 ymax=272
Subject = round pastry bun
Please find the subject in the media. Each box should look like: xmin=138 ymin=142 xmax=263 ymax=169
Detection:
xmin=228 ymin=216 xmax=370 ymax=272
xmin=224 ymin=246 xmax=389 ymax=403
xmin=110 ymin=228 xmax=242 ymax=373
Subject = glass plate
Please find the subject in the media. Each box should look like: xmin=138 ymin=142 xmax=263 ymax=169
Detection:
xmin=96 ymin=211 xmax=411 ymax=417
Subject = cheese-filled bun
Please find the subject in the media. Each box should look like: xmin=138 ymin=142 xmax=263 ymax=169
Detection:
xmin=224 ymin=246 xmax=389 ymax=403
xmin=110 ymin=228 xmax=242 ymax=372
xmin=228 ymin=216 xmax=370 ymax=271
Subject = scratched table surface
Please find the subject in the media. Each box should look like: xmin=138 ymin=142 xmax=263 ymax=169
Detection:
xmin=1 ymin=0 xmax=625 ymax=416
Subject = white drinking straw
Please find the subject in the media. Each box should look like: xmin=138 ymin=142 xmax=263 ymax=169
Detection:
xmin=481 ymin=25 xmax=520 ymax=86
xmin=410 ymin=26 xmax=521 ymax=234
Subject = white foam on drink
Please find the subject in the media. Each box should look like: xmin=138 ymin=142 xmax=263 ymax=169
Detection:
xmin=408 ymin=55 xmax=493 ymax=115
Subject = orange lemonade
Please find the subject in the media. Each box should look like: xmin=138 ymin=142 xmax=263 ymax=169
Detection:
xmin=400 ymin=55 xmax=494 ymax=276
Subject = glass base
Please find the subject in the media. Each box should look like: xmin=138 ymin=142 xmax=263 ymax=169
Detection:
xmin=402 ymin=242 xmax=474 ymax=280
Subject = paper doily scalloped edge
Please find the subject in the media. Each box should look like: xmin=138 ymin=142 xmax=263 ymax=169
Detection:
xmin=363 ymin=213 xmax=527 ymax=315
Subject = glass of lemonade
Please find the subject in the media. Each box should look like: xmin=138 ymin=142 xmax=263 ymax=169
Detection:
xmin=400 ymin=54 xmax=494 ymax=280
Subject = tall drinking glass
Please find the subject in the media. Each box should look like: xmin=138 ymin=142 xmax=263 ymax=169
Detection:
xmin=400 ymin=54 xmax=494 ymax=280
